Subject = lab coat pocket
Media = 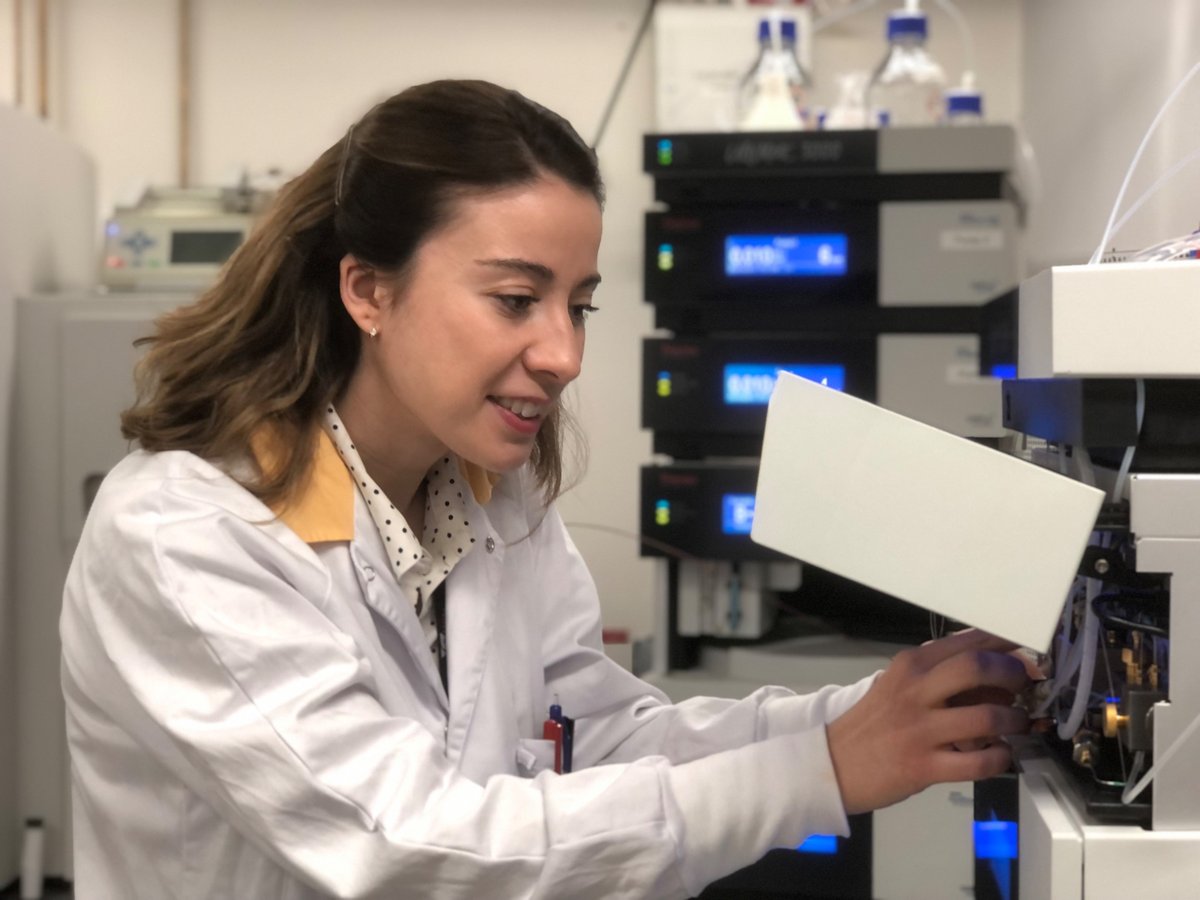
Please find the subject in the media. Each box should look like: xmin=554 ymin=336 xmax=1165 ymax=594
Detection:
xmin=515 ymin=738 xmax=557 ymax=777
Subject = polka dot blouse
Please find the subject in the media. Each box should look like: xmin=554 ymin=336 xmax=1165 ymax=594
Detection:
xmin=324 ymin=406 xmax=473 ymax=659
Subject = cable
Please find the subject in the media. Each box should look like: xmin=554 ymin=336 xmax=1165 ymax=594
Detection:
xmin=590 ymin=0 xmax=658 ymax=150
xmin=561 ymin=521 xmax=698 ymax=561
xmin=812 ymin=0 xmax=881 ymax=34
xmin=1089 ymin=58 xmax=1200 ymax=265
xmin=1099 ymin=628 xmax=1129 ymax=783
xmin=1111 ymin=378 xmax=1146 ymax=504
xmin=930 ymin=0 xmax=975 ymax=85
xmin=1109 ymin=145 xmax=1200 ymax=245
xmin=1092 ymin=597 xmax=1170 ymax=638
xmin=1057 ymin=574 xmax=1101 ymax=740
xmin=1123 ymin=707 xmax=1200 ymax=804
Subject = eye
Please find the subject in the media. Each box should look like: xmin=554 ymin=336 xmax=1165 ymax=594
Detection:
xmin=495 ymin=294 xmax=537 ymax=315
xmin=570 ymin=304 xmax=599 ymax=325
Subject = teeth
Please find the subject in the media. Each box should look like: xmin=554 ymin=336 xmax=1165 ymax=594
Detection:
xmin=495 ymin=397 xmax=545 ymax=419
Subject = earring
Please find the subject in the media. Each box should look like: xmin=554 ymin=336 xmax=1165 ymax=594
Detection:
xmin=368 ymin=326 xmax=378 ymax=338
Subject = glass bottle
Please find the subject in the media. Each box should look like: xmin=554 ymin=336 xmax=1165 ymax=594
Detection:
xmin=866 ymin=9 xmax=947 ymax=127
xmin=737 ymin=19 xmax=805 ymax=131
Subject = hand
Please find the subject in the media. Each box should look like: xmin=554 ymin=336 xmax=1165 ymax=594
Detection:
xmin=825 ymin=629 xmax=1031 ymax=815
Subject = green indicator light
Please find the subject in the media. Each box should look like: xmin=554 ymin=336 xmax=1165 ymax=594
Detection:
xmin=656 ymin=370 xmax=672 ymax=398
xmin=654 ymin=499 xmax=671 ymax=526
xmin=657 ymin=139 xmax=673 ymax=166
xmin=657 ymin=243 xmax=674 ymax=272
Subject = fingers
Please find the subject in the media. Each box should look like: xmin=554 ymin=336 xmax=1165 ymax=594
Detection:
xmin=919 ymin=649 xmax=1031 ymax=707
xmin=929 ymin=743 xmax=1015 ymax=784
xmin=926 ymin=704 xmax=1031 ymax=749
xmin=910 ymin=628 xmax=1021 ymax=671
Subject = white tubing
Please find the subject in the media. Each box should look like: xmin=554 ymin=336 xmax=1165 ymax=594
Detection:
xmin=931 ymin=0 xmax=975 ymax=84
xmin=1090 ymin=59 xmax=1200 ymax=265
xmin=1123 ymin=709 xmax=1200 ymax=804
xmin=813 ymin=0 xmax=881 ymax=34
xmin=1057 ymin=575 xmax=1102 ymax=740
xmin=1111 ymin=379 xmax=1146 ymax=504
xmin=1109 ymin=146 xmax=1200 ymax=245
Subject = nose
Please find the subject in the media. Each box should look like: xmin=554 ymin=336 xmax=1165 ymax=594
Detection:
xmin=523 ymin=303 xmax=583 ymax=385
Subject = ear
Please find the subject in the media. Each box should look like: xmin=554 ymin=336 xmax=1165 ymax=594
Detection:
xmin=339 ymin=254 xmax=388 ymax=335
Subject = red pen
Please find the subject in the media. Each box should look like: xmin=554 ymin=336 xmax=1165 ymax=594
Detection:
xmin=542 ymin=716 xmax=564 ymax=774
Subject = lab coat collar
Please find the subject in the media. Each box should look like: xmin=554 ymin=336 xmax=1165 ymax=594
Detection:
xmin=346 ymin=463 xmax=504 ymax=742
xmin=254 ymin=426 xmax=500 ymax=544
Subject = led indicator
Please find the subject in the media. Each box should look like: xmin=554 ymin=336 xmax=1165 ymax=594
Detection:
xmin=656 ymin=370 xmax=672 ymax=398
xmin=657 ymin=243 xmax=674 ymax=272
xmin=974 ymin=821 xmax=1018 ymax=860
xmin=796 ymin=834 xmax=838 ymax=855
xmin=657 ymin=139 xmax=673 ymax=166
xmin=990 ymin=363 xmax=1017 ymax=380
xmin=723 ymin=363 xmax=846 ymax=405
xmin=721 ymin=494 xmax=756 ymax=535
xmin=654 ymin=499 xmax=671 ymax=526
xmin=725 ymin=233 xmax=848 ymax=277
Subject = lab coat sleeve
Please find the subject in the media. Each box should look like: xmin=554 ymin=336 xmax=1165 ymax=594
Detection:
xmin=537 ymin=504 xmax=879 ymax=768
xmin=62 ymin=466 xmax=849 ymax=900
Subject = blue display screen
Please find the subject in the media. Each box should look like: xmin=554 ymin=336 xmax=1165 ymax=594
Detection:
xmin=724 ymin=363 xmax=846 ymax=405
xmin=721 ymin=494 xmax=756 ymax=535
xmin=796 ymin=834 xmax=839 ymax=855
xmin=725 ymin=233 xmax=848 ymax=276
xmin=991 ymin=363 xmax=1017 ymax=380
xmin=974 ymin=821 xmax=1018 ymax=860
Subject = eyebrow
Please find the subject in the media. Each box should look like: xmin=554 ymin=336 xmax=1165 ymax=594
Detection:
xmin=475 ymin=257 xmax=602 ymax=291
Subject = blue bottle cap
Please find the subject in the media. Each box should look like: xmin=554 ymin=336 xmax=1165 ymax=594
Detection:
xmin=780 ymin=18 xmax=797 ymax=44
xmin=945 ymin=89 xmax=983 ymax=116
xmin=887 ymin=10 xmax=928 ymax=40
xmin=757 ymin=19 xmax=771 ymax=42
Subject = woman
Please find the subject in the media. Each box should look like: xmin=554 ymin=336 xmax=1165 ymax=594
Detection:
xmin=61 ymin=80 xmax=1029 ymax=899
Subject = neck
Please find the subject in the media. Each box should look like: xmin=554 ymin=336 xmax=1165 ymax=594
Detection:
xmin=336 ymin=371 xmax=445 ymax=514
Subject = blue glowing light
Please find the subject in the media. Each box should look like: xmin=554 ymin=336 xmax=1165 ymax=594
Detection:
xmin=796 ymin=834 xmax=838 ymax=855
xmin=725 ymin=233 xmax=848 ymax=277
xmin=974 ymin=820 xmax=1018 ymax=860
xmin=723 ymin=363 xmax=846 ymax=405
xmin=990 ymin=363 xmax=1017 ymax=380
xmin=721 ymin=494 xmax=756 ymax=535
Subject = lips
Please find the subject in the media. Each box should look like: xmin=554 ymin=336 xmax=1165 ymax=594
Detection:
xmin=490 ymin=396 xmax=548 ymax=420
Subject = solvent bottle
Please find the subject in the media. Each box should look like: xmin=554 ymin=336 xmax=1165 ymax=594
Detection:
xmin=944 ymin=82 xmax=984 ymax=125
xmin=866 ymin=8 xmax=947 ymax=127
xmin=737 ymin=19 xmax=805 ymax=131
xmin=779 ymin=18 xmax=814 ymax=128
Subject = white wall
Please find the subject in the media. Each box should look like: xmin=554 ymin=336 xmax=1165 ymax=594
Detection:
xmin=1022 ymin=0 xmax=1200 ymax=271
xmin=5 ymin=0 xmax=1028 ymax=647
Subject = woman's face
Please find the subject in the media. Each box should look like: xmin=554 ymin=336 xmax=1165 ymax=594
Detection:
xmin=359 ymin=175 xmax=602 ymax=474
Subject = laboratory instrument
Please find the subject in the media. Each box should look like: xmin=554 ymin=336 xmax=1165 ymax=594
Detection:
xmin=101 ymin=185 xmax=272 ymax=291
xmin=11 ymin=292 xmax=191 ymax=886
xmin=997 ymin=256 xmax=1200 ymax=899
xmin=1 ymin=103 xmax=97 ymax=887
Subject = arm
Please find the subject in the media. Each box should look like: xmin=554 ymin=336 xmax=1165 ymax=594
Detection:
xmin=61 ymin=469 xmax=850 ymax=900
xmin=538 ymin=505 xmax=876 ymax=768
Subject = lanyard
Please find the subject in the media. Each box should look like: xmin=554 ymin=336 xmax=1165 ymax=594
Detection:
xmin=430 ymin=582 xmax=449 ymax=695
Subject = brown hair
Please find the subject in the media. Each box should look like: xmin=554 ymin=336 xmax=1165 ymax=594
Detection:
xmin=121 ymin=80 xmax=604 ymax=507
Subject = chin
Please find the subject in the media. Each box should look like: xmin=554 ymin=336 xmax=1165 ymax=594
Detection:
xmin=461 ymin=442 xmax=537 ymax=475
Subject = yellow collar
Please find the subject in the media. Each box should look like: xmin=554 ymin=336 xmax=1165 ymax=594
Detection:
xmin=255 ymin=428 xmax=499 ymax=544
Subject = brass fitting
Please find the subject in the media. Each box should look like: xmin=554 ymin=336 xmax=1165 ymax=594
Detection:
xmin=1103 ymin=700 xmax=1129 ymax=739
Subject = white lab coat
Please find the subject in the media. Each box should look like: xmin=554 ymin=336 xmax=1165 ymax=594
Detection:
xmin=61 ymin=449 xmax=875 ymax=900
